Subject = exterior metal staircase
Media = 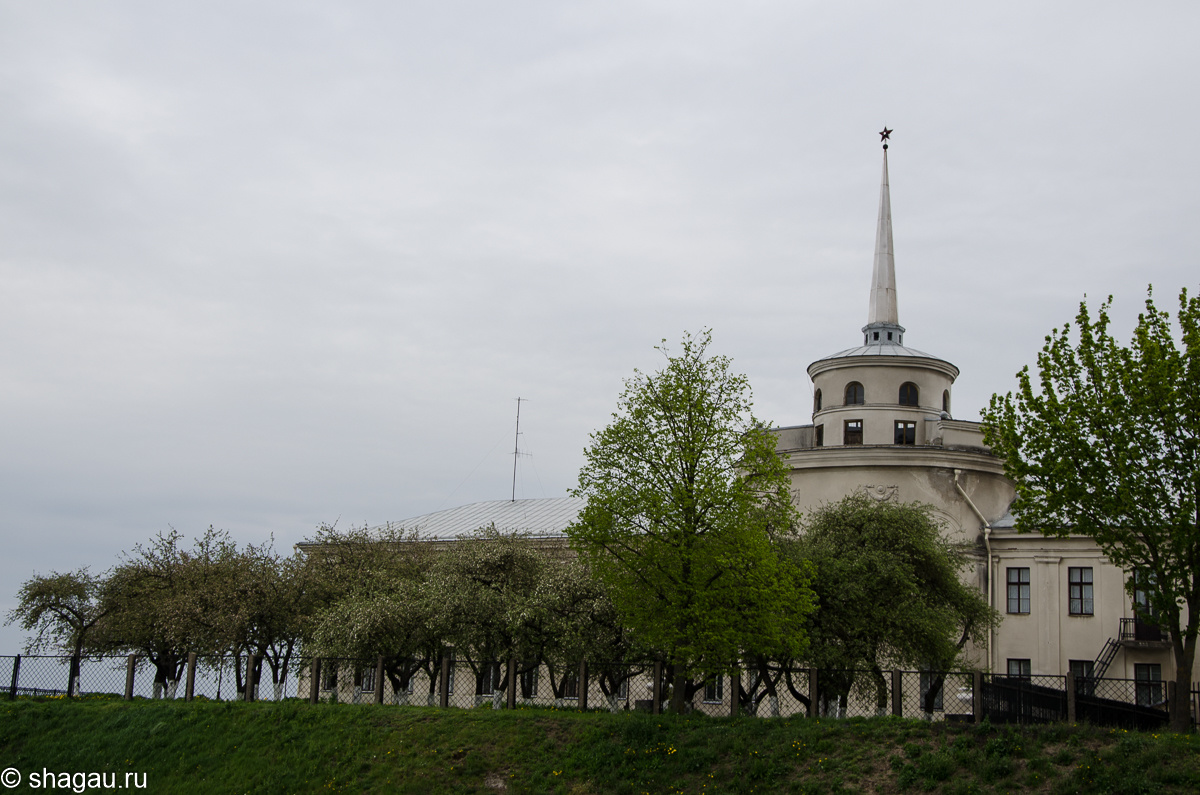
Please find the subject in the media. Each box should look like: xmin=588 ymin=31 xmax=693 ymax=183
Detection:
xmin=1092 ymin=636 xmax=1121 ymax=679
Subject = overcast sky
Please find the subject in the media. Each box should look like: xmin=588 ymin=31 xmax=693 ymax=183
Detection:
xmin=2 ymin=2 xmax=1197 ymax=651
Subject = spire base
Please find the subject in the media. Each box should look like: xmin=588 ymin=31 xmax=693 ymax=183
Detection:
xmin=862 ymin=322 xmax=905 ymax=346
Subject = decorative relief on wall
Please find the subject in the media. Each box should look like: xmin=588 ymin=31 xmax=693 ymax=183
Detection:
xmin=861 ymin=484 xmax=899 ymax=503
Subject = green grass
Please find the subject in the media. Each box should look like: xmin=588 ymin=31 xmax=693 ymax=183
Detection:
xmin=2 ymin=697 xmax=1199 ymax=793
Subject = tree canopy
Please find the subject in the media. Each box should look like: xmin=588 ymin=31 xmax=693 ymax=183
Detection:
xmin=788 ymin=494 xmax=996 ymax=714
xmin=568 ymin=330 xmax=814 ymax=712
xmin=982 ymin=287 xmax=1200 ymax=730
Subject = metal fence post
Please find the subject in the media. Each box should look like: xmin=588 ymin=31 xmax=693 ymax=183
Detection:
xmin=1066 ymin=671 xmax=1076 ymax=723
xmin=651 ymin=659 xmax=663 ymax=715
xmin=9 ymin=655 xmax=20 ymax=701
xmin=124 ymin=655 xmax=137 ymax=701
xmin=730 ymin=665 xmax=740 ymax=717
xmin=374 ymin=656 xmax=385 ymax=705
xmin=506 ymin=657 xmax=517 ymax=710
xmin=309 ymin=659 xmax=321 ymax=704
xmin=244 ymin=654 xmax=256 ymax=702
xmin=809 ymin=668 xmax=819 ymax=718
xmin=891 ymin=670 xmax=903 ymax=716
xmin=439 ymin=654 xmax=450 ymax=708
xmin=578 ymin=660 xmax=589 ymax=711
xmin=972 ymin=671 xmax=983 ymax=724
xmin=185 ymin=653 xmax=197 ymax=702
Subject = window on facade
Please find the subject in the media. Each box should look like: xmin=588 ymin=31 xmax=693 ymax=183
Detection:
xmin=358 ymin=666 xmax=376 ymax=694
xmin=899 ymin=382 xmax=919 ymax=406
xmin=446 ymin=650 xmax=456 ymax=694
xmin=1135 ymin=664 xmax=1163 ymax=707
xmin=919 ymin=671 xmax=944 ymax=711
xmin=1068 ymin=567 xmax=1094 ymax=615
xmin=814 ymin=389 xmax=822 ymax=412
xmin=942 ymin=390 xmax=950 ymax=413
xmin=815 ymin=424 xmax=824 ymax=447
xmin=561 ymin=672 xmax=579 ymax=700
xmin=616 ymin=677 xmax=629 ymax=700
xmin=1069 ymin=660 xmax=1095 ymax=696
xmin=844 ymin=420 xmax=863 ymax=445
xmin=321 ymin=666 xmax=338 ymax=691
xmin=520 ymin=668 xmax=539 ymax=699
xmin=1007 ymin=659 xmax=1031 ymax=679
xmin=703 ymin=676 xmax=724 ymax=704
xmin=844 ymin=382 xmax=865 ymax=405
xmin=476 ymin=662 xmax=501 ymax=696
xmin=894 ymin=421 xmax=916 ymax=445
xmin=1007 ymin=567 xmax=1030 ymax=614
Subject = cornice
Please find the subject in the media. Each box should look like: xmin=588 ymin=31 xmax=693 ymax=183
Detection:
xmin=778 ymin=444 xmax=1007 ymax=475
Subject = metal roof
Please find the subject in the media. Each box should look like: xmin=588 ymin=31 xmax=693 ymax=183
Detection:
xmin=382 ymin=497 xmax=585 ymax=540
xmin=814 ymin=342 xmax=946 ymax=361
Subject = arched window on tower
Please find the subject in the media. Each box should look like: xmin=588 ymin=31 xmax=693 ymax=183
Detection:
xmin=814 ymin=389 xmax=822 ymax=413
xmin=844 ymin=382 xmax=865 ymax=405
xmin=942 ymin=390 xmax=951 ymax=414
xmin=899 ymin=382 xmax=919 ymax=406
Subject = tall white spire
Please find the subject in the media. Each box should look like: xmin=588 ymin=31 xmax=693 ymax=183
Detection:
xmin=862 ymin=128 xmax=905 ymax=346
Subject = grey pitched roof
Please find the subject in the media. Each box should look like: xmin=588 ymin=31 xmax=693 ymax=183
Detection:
xmin=383 ymin=497 xmax=585 ymax=540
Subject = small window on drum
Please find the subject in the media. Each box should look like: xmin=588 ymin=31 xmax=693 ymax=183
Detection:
xmin=899 ymin=383 xmax=918 ymax=406
xmin=844 ymin=382 xmax=864 ymax=405
xmin=942 ymin=390 xmax=950 ymax=413
xmin=814 ymin=389 xmax=822 ymax=412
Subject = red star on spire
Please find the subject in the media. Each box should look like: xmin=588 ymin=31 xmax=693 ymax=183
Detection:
xmin=879 ymin=127 xmax=893 ymax=142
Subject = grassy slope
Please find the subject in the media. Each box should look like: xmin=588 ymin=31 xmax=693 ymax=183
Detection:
xmin=2 ymin=698 xmax=1199 ymax=794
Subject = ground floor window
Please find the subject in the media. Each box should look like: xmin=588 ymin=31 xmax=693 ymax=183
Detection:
xmin=1007 ymin=659 xmax=1031 ymax=679
xmin=520 ymin=668 xmax=539 ymax=698
xmin=358 ymin=665 xmax=376 ymax=694
xmin=1134 ymin=663 xmax=1162 ymax=707
xmin=321 ymin=665 xmax=338 ymax=691
xmin=1069 ymin=660 xmax=1095 ymax=695
xmin=476 ymin=662 xmax=501 ymax=696
xmin=844 ymin=419 xmax=863 ymax=445
xmin=704 ymin=676 xmax=724 ymax=704
xmin=894 ymin=420 xmax=916 ymax=445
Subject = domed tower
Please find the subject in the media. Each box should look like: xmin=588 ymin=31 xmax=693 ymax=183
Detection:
xmin=807 ymin=140 xmax=959 ymax=448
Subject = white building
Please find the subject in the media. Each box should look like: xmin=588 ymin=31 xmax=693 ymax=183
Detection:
xmin=363 ymin=142 xmax=1181 ymax=703
xmin=774 ymin=141 xmax=1177 ymax=698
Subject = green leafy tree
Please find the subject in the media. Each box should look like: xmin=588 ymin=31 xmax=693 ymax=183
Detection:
xmin=6 ymin=569 xmax=109 ymax=697
xmin=789 ymin=494 xmax=997 ymax=715
xmin=982 ymin=287 xmax=1200 ymax=731
xmin=568 ymin=330 xmax=814 ymax=713
xmin=303 ymin=522 xmax=444 ymax=704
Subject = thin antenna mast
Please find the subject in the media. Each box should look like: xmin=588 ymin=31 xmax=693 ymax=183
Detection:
xmin=511 ymin=397 xmax=522 ymax=502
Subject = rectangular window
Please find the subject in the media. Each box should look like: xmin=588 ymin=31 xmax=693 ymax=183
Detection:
xmin=1007 ymin=659 xmax=1031 ymax=679
xmin=894 ymin=421 xmax=916 ymax=445
xmin=1069 ymin=659 xmax=1095 ymax=695
xmin=1007 ymin=567 xmax=1030 ymax=614
xmin=616 ymin=677 xmax=629 ymax=701
xmin=815 ymin=424 xmax=824 ymax=447
xmin=359 ymin=666 xmax=376 ymax=694
xmin=919 ymin=671 xmax=944 ymax=711
xmin=1135 ymin=664 xmax=1163 ymax=707
xmin=703 ymin=676 xmax=724 ymax=704
xmin=561 ymin=672 xmax=579 ymax=700
xmin=321 ymin=666 xmax=338 ymax=691
xmin=446 ymin=650 xmax=456 ymax=694
xmin=520 ymin=668 xmax=539 ymax=698
xmin=476 ymin=662 xmax=500 ymax=696
xmin=1068 ymin=567 xmax=1094 ymax=615
xmin=844 ymin=419 xmax=863 ymax=445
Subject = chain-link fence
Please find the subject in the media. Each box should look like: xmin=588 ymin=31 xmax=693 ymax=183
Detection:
xmin=1 ymin=653 xmax=1190 ymax=731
